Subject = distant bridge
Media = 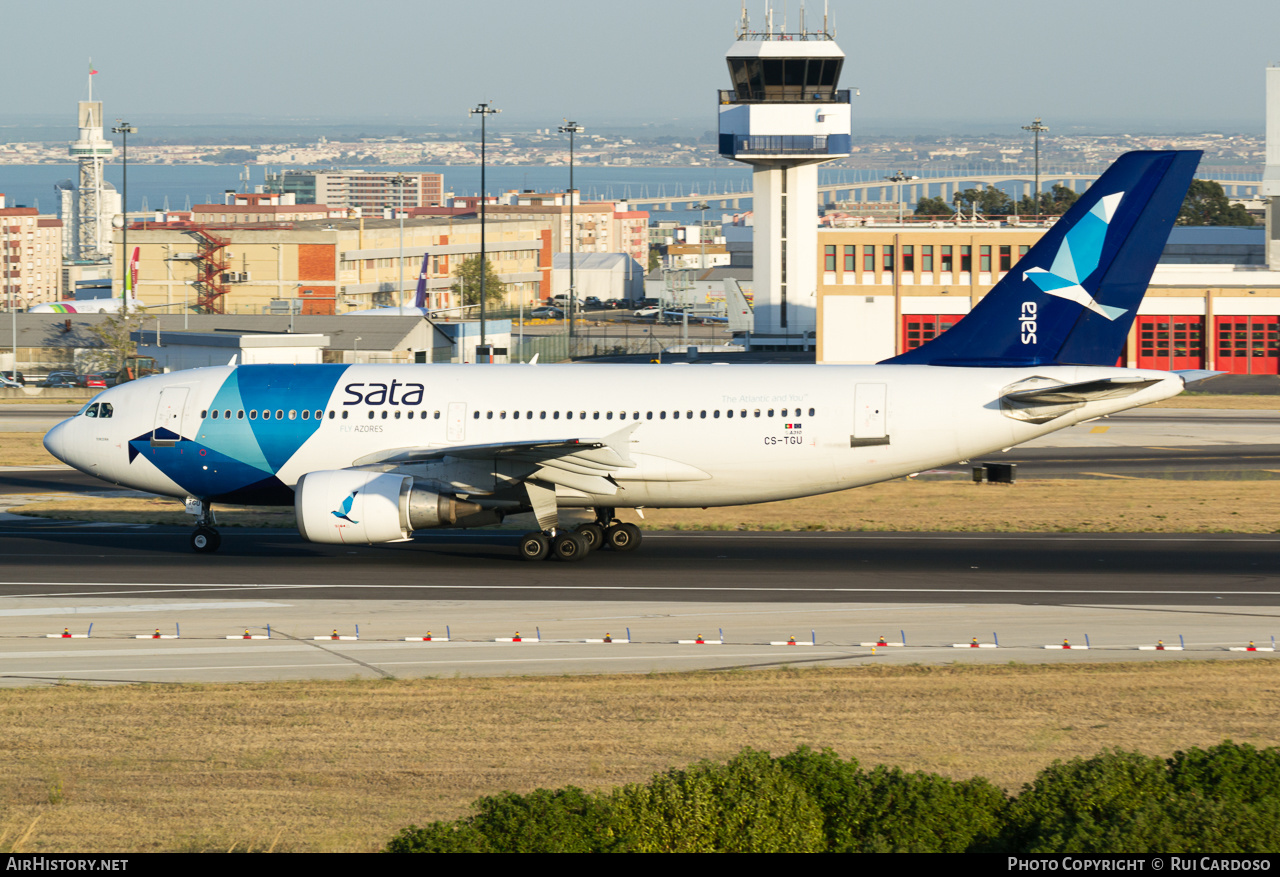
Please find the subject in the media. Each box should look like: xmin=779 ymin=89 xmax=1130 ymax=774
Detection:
xmin=623 ymin=170 xmax=1262 ymax=213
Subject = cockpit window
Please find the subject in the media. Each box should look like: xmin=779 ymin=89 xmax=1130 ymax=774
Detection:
xmin=99 ymin=403 xmax=113 ymax=418
xmin=84 ymin=403 xmax=99 ymax=418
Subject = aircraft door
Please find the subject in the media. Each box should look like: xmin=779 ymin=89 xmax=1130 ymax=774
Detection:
xmin=447 ymin=402 xmax=466 ymax=442
xmin=851 ymin=383 xmax=889 ymax=447
xmin=152 ymin=387 xmax=188 ymax=447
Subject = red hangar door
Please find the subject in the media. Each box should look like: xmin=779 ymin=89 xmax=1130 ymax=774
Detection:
xmin=1215 ymin=316 xmax=1280 ymax=375
xmin=902 ymin=314 xmax=965 ymax=353
xmin=1136 ymin=316 xmax=1205 ymax=371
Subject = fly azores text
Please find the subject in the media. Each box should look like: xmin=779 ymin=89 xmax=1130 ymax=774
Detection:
xmin=1009 ymin=859 xmax=1272 ymax=872
xmin=342 ymin=381 xmax=425 ymax=407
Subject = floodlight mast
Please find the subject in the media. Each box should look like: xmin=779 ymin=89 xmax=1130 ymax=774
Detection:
xmin=470 ymin=102 xmax=500 ymax=356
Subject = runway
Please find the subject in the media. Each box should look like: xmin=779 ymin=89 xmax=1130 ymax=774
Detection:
xmin=0 ymin=528 xmax=1277 ymax=605
xmin=1 ymin=402 xmax=1277 ymax=685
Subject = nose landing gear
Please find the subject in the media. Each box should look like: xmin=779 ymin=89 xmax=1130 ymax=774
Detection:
xmin=187 ymin=497 xmax=222 ymax=553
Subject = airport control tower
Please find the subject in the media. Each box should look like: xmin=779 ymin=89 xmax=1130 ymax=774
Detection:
xmin=718 ymin=4 xmax=851 ymax=343
xmin=65 ymin=73 xmax=116 ymax=261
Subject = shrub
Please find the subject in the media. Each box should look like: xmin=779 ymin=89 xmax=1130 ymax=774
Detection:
xmin=609 ymin=748 xmax=825 ymax=852
xmin=995 ymin=749 xmax=1185 ymax=853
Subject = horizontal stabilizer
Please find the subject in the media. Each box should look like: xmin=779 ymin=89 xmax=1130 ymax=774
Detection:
xmin=1003 ymin=376 xmax=1162 ymax=406
xmin=1173 ymin=369 xmax=1227 ymax=386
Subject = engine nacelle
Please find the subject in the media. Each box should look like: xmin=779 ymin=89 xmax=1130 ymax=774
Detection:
xmin=295 ymin=470 xmax=490 ymax=545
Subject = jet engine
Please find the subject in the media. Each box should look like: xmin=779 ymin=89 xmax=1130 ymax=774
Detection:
xmin=294 ymin=470 xmax=493 ymax=545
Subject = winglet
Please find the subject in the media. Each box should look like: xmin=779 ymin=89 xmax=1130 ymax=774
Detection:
xmin=227 ymin=354 xmax=238 ymax=367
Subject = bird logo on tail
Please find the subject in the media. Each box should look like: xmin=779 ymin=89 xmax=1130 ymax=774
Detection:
xmin=1023 ymin=192 xmax=1128 ymax=321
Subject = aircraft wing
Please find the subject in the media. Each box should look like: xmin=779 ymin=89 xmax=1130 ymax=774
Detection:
xmin=349 ymin=423 xmax=641 ymax=497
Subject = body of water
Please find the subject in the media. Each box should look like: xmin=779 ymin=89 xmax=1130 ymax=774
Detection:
xmin=0 ymin=163 xmax=906 ymax=222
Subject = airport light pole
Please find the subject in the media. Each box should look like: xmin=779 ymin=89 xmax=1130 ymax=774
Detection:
xmin=112 ymin=121 xmax=137 ymax=309
xmin=6 ymin=217 xmax=14 ymax=376
xmin=470 ymin=102 xmax=500 ymax=357
xmin=884 ymin=171 xmax=918 ymax=225
xmin=391 ymin=174 xmax=408 ymax=311
xmin=559 ymin=121 xmax=584 ymax=349
xmin=691 ymin=201 xmax=710 ymax=272
xmin=1022 ymin=117 xmax=1049 ymax=216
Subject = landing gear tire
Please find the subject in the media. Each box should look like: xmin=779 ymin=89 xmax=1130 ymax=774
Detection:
xmin=575 ymin=523 xmax=605 ymax=552
xmin=605 ymin=523 xmax=641 ymax=552
xmin=517 ymin=531 xmax=551 ymax=562
xmin=552 ymin=530 xmax=589 ymax=562
xmin=191 ymin=526 xmax=221 ymax=553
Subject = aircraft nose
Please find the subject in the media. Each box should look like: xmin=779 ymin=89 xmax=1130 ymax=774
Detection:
xmin=43 ymin=420 xmax=70 ymax=464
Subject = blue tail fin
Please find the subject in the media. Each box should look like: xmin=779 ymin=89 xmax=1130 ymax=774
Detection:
xmin=884 ymin=150 xmax=1201 ymax=367
xmin=413 ymin=251 xmax=430 ymax=309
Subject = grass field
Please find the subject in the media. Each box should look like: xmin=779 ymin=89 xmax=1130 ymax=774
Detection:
xmin=0 ymin=662 xmax=1274 ymax=853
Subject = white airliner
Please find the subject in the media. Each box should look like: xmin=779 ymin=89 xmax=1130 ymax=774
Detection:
xmin=31 ymin=247 xmax=141 ymax=314
xmin=28 ymin=295 xmax=140 ymax=315
xmin=43 ymin=151 xmax=1203 ymax=560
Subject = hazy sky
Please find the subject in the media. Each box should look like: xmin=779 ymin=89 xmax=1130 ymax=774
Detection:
xmin=7 ymin=0 xmax=1280 ymax=132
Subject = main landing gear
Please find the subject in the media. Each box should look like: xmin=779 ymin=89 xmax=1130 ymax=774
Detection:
xmin=517 ymin=507 xmax=641 ymax=562
xmin=188 ymin=498 xmax=222 ymax=553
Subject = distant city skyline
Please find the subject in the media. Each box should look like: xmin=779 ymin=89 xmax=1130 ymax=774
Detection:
xmin=4 ymin=0 xmax=1280 ymax=135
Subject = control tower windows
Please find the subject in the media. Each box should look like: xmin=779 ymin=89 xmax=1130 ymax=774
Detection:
xmin=726 ymin=57 xmax=842 ymax=102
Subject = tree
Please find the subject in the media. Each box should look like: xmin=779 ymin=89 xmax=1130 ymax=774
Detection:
xmin=83 ymin=305 xmax=147 ymax=376
xmin=952 ymin=187 xmax=1013 ymax=216
xmin=1177 ymin=179 xmax=1255 ymax=226
xmin=914 ymin=196 xmax=954 ymax=217
xmin=1020 ymin=184 xmax=1080 ymax=217
xmin=450 ymin=256 xmax=507 ymax=306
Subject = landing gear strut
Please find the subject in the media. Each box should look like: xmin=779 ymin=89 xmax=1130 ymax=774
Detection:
xmin=188 ymin=497 xmax=221 ymax=553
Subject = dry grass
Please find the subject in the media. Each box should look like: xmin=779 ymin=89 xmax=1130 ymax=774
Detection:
xmin=1149 ymin=394 xmax=1280 ymax=410
xmin=11 ymin=478 xmax=1280 ymax=534
xmin=621 ymin=479 xmax=1280 ymax=533
xmin=0 ymin=662 xmax=1275 ymax=852
xmin=2 ymin=434 xmax=60 ymax=468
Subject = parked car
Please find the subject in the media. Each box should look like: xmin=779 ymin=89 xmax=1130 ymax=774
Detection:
xmin=583 ymin=296 xmax=603 ymax=309
xmin=84 ymin=374 xmax=107 ymax=388
xmin=1 ymin=370 xmax=24 ymax=386
xmin=38 ymin=375 xmax=78 ymax=388
xmin=530 ymin=306 xmax=564 ymax=319
xmin=0 ymin=375 xmax=20 ymax=390
xmin=45 ymin=371 xmax=83 ymax=387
